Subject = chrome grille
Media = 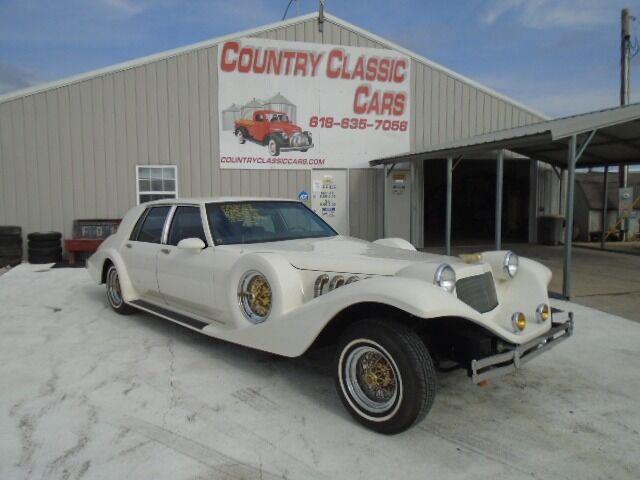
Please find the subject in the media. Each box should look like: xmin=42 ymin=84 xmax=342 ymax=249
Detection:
xmin=456 ymin=272 xmax=498 ymax=313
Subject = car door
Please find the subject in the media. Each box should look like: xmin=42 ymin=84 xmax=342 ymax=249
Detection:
xmin=121 ymin=205 xmax=171 ymax=303
xmin=156 ymin=205 xmax=216 ymax=319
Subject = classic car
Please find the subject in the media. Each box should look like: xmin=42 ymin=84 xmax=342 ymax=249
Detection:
xmin=234 ymin=110 xmax=313 ymax=156
xmin=87 ymin=198 xmax=573 ymax=434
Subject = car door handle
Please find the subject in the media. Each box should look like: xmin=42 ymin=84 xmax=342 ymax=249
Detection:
xmin=160 ymin=248 xmax=170 ymax=254
xmin=125 ymin=243 xmax=132 ymax=249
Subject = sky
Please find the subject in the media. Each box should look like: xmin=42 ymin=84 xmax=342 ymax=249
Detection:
xmin=1 ymin=0 xmax=640 ymax=118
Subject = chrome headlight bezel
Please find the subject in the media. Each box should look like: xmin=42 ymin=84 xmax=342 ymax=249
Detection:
xmin=503 ymin=251 xmax=519 ymax=279
xmin=237 ymin=270 xmax=272 ymax=324
xmin=434 ymin=263 xmax=456 ymax=294
xmin=511 ymin=312 xmax=527 ymax=333
xmin=536 ymin=303 xmax=550 ymax=323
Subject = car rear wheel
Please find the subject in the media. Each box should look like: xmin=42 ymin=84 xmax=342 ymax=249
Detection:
xmin=268 ymin=138 xmax=280 ymax=156
xmin=106 ymin=265 xmax=134 ymax=314
xmin=335 ymin=318 xmax=436 ymax=434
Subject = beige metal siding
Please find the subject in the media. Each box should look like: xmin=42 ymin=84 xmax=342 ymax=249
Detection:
xmin=0 ymin=15 xmax=542 ymax=245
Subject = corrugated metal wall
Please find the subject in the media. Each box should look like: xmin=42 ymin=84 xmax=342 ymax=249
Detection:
xmin=0 ymin=14 xmax=542 ymax=247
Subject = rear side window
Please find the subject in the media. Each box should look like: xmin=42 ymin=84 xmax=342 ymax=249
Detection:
xmin=167 ymin=206 xmax=207 ymax=246
xmin=135 ymin=206 xmax=171 ymax=243
xmin=130 ymin=209 xmax=149 ymax=240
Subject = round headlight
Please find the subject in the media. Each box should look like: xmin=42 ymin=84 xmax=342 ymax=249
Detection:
xmin=238 ymin=271 xmax=272 ymax=323
xmin=511 ymin=312 xmax=527 ymax=332
xmin=536 ymin=304 xmax=550 ymax=323
xmin=503 ymin=251 xmax=519 ymax=279
xmin=434 ymin=264 xmax=456 ymax=293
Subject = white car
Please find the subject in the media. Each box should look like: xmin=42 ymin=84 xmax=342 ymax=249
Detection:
xmin=87 ymin=197 xmax=573 ymax=434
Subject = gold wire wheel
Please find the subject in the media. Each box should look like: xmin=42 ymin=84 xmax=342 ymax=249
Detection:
xmin=238 ymin=271 xmax=272 ymax=323
xmin=345 ymin=344 xmax=399 ymax=413
xmin=106 ymin=266 xmax=123 ymax=308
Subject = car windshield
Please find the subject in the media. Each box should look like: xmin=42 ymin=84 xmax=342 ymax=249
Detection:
xmin=206 ymin=201 xmax=337 ymax=245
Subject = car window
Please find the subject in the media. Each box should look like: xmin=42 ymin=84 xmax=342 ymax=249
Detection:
xmin=130 ymin=209 xmax=149 ymax=240
xmin=206 ymin=201 xmax=336 ymax=245
xmin=135 ymin=206 xmax=171 ymax=243
xmin=167 ymin=206 xmax=207 ymax=246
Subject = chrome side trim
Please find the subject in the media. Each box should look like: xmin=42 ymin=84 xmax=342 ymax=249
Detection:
xmin=470 ymin=313 xmax=574 ymax=384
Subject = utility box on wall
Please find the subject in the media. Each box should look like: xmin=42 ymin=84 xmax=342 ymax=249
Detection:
xmin=384 ymin=170 xmax=411 ymax=242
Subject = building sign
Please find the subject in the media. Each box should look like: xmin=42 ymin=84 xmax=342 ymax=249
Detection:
xmin=218 ymin=38 xmax=411 ymax=170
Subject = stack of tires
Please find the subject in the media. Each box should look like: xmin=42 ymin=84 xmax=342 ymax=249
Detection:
xmin=0 ymin=226 xmax=23 ymax=268
xmin=28 ymin=232 xmax=63 ymax=264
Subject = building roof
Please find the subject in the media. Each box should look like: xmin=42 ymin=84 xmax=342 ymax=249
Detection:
xmin=370 ymin=103 xmax=640 ymax=169
xmin=0 ymin=12 xmax=545 ymax=119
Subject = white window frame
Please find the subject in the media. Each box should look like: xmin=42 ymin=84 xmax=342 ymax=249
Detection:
xmin=136 ymin=165 xmax=178 ymax=205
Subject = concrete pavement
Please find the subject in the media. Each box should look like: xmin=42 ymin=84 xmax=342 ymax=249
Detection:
xmin=0 ymin=264 xmax=638 ymax=479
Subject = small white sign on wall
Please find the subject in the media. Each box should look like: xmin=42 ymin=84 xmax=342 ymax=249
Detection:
xmin=311 ymin=170 xmax=348 ymax=235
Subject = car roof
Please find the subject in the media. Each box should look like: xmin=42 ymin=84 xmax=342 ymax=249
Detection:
xmin=255 ymin=109 xmax=285 ymax=115
xmin=142 ymin=196 xmax=300 ymax=206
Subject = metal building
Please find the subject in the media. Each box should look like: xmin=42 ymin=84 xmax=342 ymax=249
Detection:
xmin=0 ymin=11 xmax=544 ymax=248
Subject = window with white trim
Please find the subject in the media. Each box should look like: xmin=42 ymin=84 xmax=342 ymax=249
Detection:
xmin=136 ymin=165 xmax=178 ymax=204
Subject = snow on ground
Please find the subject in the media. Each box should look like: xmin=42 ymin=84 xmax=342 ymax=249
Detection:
xmin=0 ymin=264 xmax=638 ymax=479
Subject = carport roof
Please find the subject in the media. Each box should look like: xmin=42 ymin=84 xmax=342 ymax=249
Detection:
xmin=370 ymin=103 xmax=640 ymax=168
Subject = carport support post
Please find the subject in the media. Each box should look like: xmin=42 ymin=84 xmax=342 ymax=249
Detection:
xmin=600 ymin=166 xmax=609 ymax=249
xmin=495 ymin=149 xmax=504 ymax=250
xmin=563 ymin=135 xmax=577 ymax=299
xmin=446 ymin=156 xmax=453 ymax=256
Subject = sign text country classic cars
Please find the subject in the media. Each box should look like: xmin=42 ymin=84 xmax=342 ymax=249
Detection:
xmin=218 ymin=38 xmax=411 ymax=169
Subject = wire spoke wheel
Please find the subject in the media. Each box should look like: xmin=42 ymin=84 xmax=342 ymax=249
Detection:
xmin=345 ymin=345 xmax=399 ymax=413
xmin=106 ymin=267 xmax=123 ymax=308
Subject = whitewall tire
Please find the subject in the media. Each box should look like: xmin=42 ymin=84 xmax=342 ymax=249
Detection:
xmin=335 ymin=318 xmax=436 ymax=434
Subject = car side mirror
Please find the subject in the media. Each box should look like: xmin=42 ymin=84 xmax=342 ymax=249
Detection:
xmin=177 ymin=238 xmax=206 ymax=252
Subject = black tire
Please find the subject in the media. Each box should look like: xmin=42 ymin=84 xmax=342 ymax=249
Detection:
xmin=0 ymin=246 xmax=22 ymax=258
xmin=28 ymin=240 xmax=60 ymax=250
xmin=235 ymin=129 xmax=247 ymax=144
xmin=335 ymin=318 xmax=436 ymax=434
xmin=27 ymin=231 xmax=62 ymax=242
xmin=28 ymin=255 xmax=61 ymax=264
xmin=28 ymin=246 xmax=62 ymax=257
xmin=0 ymin=257 xmax=22 ymax=268
xmin=267 ymin=137 xmax=281 ymax=156
xmin=0 ymin=226 xmax=21 ymax=236
xmin=105 ymin=265 xmax=135 ymax=314
xmin=300 ymin=148 xmax=309 ymax=152
xmin=0 ymin=234 xmax=22 ymax=245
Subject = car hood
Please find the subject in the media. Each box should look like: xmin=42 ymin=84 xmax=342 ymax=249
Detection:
xmin=271 ymin=122 xmax=302 ymax=134
xmin=225 ymin=236 xmax=481 ymax=276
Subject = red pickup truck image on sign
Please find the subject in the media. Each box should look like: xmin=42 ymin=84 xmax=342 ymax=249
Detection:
xmin=234 ymin=110 xmax=313 ymax=156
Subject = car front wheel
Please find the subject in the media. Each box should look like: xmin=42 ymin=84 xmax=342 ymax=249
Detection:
xmin=335 ymin=318 xmax=436 ymax=434
xmin=106 ymin=265 xmax=134 ymax=314
xmin=268 ymin=138 xmax=280 ymax=156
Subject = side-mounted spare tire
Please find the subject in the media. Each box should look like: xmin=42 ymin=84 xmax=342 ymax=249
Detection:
xmin=335 ymin=317 xmax=436 ymax=434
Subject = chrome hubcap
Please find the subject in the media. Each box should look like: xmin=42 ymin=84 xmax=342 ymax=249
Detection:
xmin=269 ymin=140 xmax=276 ymax=154
xmin=237 ymin=131 xmax=244 ymax=143
xmin=344 ymin=345 xmax=398 ymax=413
xmin=106 ymin=267 xmax=123 ymax=308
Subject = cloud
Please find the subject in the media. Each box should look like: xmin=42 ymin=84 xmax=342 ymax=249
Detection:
xmin=0 ymin=61 xmax=36 ymax=94
xmin=100 ymin=0 xmax=147 ymax=16
xmin=482 ymin=0 xmax=628 ymax=29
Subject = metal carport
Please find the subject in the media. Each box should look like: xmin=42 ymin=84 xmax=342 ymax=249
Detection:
xmin=371 ymin=103 xmax=640 ymax=298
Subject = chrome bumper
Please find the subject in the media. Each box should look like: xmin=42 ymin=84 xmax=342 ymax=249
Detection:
xmin=470 ymin=312 xmax=574 ymax=384
xmin=280 ymin=143 xmax=314 ymax=152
